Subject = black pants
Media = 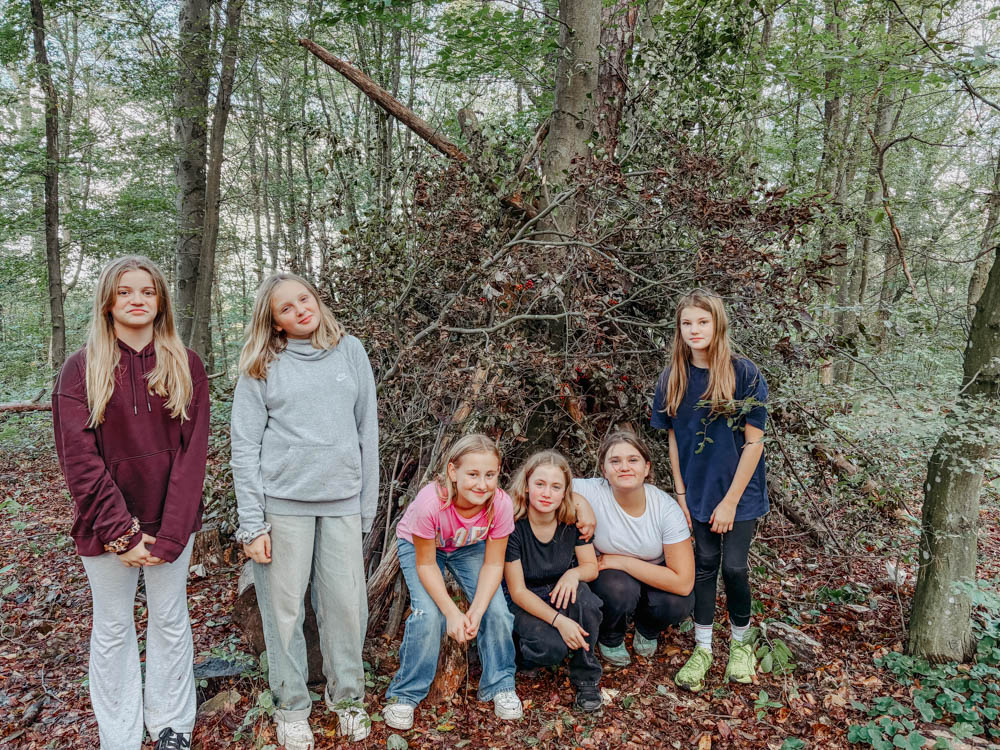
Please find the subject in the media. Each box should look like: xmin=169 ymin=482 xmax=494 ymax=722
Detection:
xmin=511 ymin=582 xmax=603 ymax=688
xmin=692 ymin=518 xmax=756 ymax=627
xmin=589 ymin=568 xmax=694 ymax=647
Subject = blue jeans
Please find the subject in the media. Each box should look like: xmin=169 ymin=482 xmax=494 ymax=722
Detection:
xmin=385 ymin=539 xmax=516 ymax=707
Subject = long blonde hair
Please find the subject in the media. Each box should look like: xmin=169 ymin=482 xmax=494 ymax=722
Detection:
xmin=85 ymin=256 xmax=192 ymax=427
xmin=435 ymin=434 xmax=502 ymax=527
xmin=238 ymin=272 xmax=346 ymax=379
xmin=509 ymin=450 xmax=577 ymax=524
xmin=661 ymin=289 xmax=736 ymax=416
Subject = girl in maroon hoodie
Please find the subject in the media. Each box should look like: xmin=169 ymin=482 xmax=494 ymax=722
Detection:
xmin=53 ymin=256 xmax=209 ymax=750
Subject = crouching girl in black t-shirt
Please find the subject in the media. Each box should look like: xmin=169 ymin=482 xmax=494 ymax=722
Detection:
xmin=503 ymin=450 xmax=604 ymax=712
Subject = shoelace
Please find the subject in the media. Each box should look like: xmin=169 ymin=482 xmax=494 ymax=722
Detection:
xmin=157 ymin=729 xmax=190 ymax=750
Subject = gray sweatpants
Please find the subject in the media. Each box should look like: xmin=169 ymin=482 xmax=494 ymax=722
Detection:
xmin=80 ymin=535 xmax=196 ymax=750
xmin=253 ymin=513 xmax=368 ymax=723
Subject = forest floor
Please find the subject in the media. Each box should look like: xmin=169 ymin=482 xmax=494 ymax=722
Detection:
xmin=1 ymin=432 xmax=999 ymax=749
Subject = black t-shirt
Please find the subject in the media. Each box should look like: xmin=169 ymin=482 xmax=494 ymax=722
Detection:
xmin=505 ymin=518 xmax=583 ymax=588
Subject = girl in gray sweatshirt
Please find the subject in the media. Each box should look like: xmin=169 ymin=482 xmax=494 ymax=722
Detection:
xmin=231 ymin=272 xmax=378 ymax=749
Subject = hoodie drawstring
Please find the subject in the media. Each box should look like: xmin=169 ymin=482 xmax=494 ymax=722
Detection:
xmin=140 ymin=351 xmax=152 ymax=413
xmin=128 ymin=348 xmax=138 ymax=415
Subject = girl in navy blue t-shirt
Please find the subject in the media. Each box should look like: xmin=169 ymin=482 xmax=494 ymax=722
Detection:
xmin=651 ymin=289 xmax=768 ymax=693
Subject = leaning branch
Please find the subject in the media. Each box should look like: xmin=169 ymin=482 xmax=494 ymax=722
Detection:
xmin=299 ymin=38 xmax=537 ymax=219
xmin=869 ymin=127 xmax=919 ymax=299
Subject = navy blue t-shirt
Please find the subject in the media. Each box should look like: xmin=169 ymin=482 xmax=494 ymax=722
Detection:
xmin=650 ymin=358 xmax=768 ymax=523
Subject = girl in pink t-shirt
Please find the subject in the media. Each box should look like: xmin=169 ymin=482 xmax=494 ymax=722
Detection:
xmin=384 ymin=434 xmax=522 ymax=730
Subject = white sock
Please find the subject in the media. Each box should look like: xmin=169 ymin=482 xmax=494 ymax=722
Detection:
xmin=694 ymin=623 xmax=713 ymax=652
xmin=731 ymin=621 xmax=749 ymax=643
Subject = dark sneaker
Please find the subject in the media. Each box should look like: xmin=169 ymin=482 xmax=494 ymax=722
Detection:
xmin=573 ymin=686 xmax=603 ymax=713
xmin=154 ymin=728 xmax=191 ymax=750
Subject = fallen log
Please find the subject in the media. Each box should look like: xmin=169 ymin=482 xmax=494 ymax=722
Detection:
xmin=767 ymin=476 xmax=833 ymax=549
xmin=426 ymin=573 xmax=468 ymax=705
xmin=299 ymin=38 xmax=537 ymax=219
xmin=0 ymin=402 xmax=52 ymax=413
xmin=231 ymin=561 xmax=326 ymax=684
xmin=810 ymin=444 xmax=880 ymax=497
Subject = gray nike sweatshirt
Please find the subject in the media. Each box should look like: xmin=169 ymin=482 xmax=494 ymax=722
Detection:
xmin=231 ymin=335 xmax=379 ymax=542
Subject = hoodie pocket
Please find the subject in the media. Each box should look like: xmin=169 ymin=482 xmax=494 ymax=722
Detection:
xmin=109 ymin=450 xmax=173 ymax=524
xmin=261 ymin=443 xmax=362 ymax=500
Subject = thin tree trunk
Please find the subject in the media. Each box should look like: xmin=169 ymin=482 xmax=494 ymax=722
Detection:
xmin=190 ymin=0 xmax=245 ymax=361
xmin=816 ymin=0 xmax=844 ymax=387
xmin=30 ymin=0 xmax=65 ymax=371
xmin=967 ymin=150 xmax=1000 ymax=313
xmin=596 ymin=0 xmax=638 ymax=159
xmin=249 ymin=120 xmax=265 ymax=284
xmin=908 ymin=248 xmax=1000 ymax=661
xmin=173 ymin=0 xmax=211 ymax=343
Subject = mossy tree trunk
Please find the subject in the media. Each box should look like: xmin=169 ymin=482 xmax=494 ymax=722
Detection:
xmin=908 ymin=247 xmax=1000 ymax=661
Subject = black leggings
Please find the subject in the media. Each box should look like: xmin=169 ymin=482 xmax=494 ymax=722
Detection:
xmin=589 ymin=568 xmax=694 ymax=646
xmin=692 ymin=518 xmax=756 ymax=627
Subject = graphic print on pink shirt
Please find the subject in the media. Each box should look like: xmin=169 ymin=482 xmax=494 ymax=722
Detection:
xmin=396 ymin=482 xmax=515 ymax=552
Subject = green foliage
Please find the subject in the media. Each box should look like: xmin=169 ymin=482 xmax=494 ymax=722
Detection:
xmin=849 ymin=580 xmax=1000 ymax=748
xmin=754 ymin=689 xmax=783 ymax=720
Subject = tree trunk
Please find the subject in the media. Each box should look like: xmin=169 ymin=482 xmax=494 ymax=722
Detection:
xmin=596 ymin=0 xmax=638 ymax=159
xmin=189 ymin=0 xmax=245 ymax=360
xmin=816 ymin=0 xmax=844 ymax=387
xmin=908 ymin=248 xmax=1000 ymax=661
xmin=173 ymin=0 xmax=212 ymax=343
xmin=30 ymin=0 xmax=66 ymax=372
xmin=966 ymin=150 xmax=1000 ymax=314
xmin=540 ymin=0 xmax=601 ymax=233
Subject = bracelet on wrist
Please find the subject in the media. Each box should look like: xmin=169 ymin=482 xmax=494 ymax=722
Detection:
xmin=551 ymin=612 xmax=560 ymax=626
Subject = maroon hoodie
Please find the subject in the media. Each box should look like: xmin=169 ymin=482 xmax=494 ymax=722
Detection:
xmin=52 ymin=340 xmax=209 ymax=563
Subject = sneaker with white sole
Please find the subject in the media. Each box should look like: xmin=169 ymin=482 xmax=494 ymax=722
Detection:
xmin=598 ymin=641 xmax=631 ymax=667
xmin=633 ymin=631 xmax=658 ymax=658
xmin=383 ymin=702 xmax=415 ymax=731
xmin=324 ymin=688 xmax=372 ymax=741
xmin=492 ymin=689 xmax=523 ymax=720
xmin=275 ymin=718 xmax=314 ymax=750
xmin=335 ymin=706 xmax=372 ymax=742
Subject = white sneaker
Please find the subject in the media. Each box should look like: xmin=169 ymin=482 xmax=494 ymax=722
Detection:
xmin=275 ymin=718 xmax=314 ymax=750
xmin=493 ymin=689 xmax=523 ymax=720
xmin=335 ymin=706 xmax=372 ymax=742
xmin=383 ymin=702 xmax=415 ymax=730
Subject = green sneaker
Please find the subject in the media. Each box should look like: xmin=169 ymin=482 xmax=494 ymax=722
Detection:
xmin=633 ymin=631 xmax=658 ymax=658
xmin=598 ymin=641 xmax=631 ymax=667
xmin=725 ymin=640 xmax=756 ymax=683
xmin=674 ymin=646 xmax=713 ymax=692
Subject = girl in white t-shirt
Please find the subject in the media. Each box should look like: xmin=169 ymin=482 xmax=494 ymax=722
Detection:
xmin=572 ymin=431 xmax=694 ymax=667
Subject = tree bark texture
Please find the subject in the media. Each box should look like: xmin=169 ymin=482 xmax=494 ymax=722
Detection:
xmin=173 ymin=0 xmax=212 ymax=344
xmin=30 ymin=0 xmax=66 ymax=371
xmin=189 ymin=0 xmax=245 ymax=360
xmin=540 ymin=0 xmax=601 ymax=232
xmin=426 ymin=573 xmax=468 ymax=705
xmin=908 ymin=247 xmax=1000 ymax=661
xmin=966 ymin=150 xmax=1000 ymax=314
xmin=596 ymin=0 xmax=638 ymax=158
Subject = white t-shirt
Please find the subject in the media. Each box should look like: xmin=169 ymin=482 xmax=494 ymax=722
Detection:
xmin=573 ymin=477 xmax=690 ymax=564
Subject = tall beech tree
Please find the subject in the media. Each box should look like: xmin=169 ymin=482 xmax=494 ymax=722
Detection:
xmin=173 ymin=0 xmax=211 ymax=351
xmin=909 ymin=247 xmax=1000 ymax=661
xmin=29 ymin=0 xmax=65 ymax=370
xmin=540 ymin=0 xmax=600 ymax=233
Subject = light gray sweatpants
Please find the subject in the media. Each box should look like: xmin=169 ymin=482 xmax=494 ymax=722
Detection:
xmin=253 ymin=513 xmax=368 ymax=723
xmin=81 ymin=536 xmax=196 ymax=750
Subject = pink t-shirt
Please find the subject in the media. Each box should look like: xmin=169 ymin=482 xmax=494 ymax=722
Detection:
xmin=396 ymin=482 xmax=515 ymax=552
